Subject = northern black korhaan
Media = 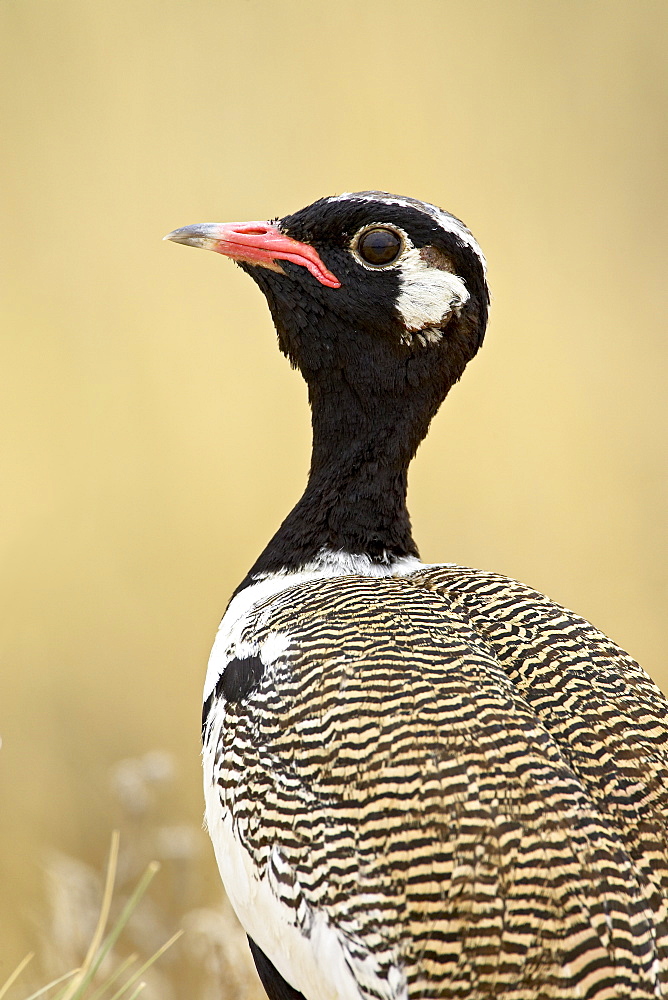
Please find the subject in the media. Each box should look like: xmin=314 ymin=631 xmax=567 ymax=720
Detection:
xmin=165 ymin=192 xmax=668 ymax=1000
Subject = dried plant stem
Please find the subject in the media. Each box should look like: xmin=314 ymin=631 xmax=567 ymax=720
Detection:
xmin=58 ymin=832 xmax=120 ymax=1000
xmin=12 ymin=823 xmax=189 ymax=1000
xmin=60 ymin=861 xmax=161 ymax=1000
xmin=85 ymin=955 xmax=137 ymax=1000
xmin=120 ymin=985 xmax=145 ymax=1000
xmin=106 ymin=931 xmax=182 ymax=1000
xmin=22 ymin=969 xmax=80 ymax=1000
xmin=0 ymin=953 xmax=35 ymax=1000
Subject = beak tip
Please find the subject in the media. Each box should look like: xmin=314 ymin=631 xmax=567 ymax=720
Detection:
xmin=163 ymin=225 xmax=215 ymax=249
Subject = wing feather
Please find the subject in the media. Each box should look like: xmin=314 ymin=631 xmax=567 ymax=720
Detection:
xmin=204 ymin=571 xmax=668 ymax=1000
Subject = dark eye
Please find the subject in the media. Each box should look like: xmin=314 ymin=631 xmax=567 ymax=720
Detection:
xmin=357 ymin=228 xmax=403 ymax=266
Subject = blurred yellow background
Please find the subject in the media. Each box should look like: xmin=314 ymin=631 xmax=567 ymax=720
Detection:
xmin=1 ymin=0 xmax=666 ymax=990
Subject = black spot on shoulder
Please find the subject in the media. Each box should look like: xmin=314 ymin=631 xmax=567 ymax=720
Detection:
xmin=201 ymin=692 xmax=213 ymax=740
xmin=219 ymin=654 xmax=264 ymax=704
xmin=201 ymin=653 xmax=265 ymax=742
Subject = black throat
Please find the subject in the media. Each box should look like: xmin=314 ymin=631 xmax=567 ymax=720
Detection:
xmin=233 ymin=220 xmax=487 ymax=593
xmin=239 ymin=367 xmax=433 ymax=586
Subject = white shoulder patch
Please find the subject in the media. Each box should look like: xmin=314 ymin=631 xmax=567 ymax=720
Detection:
xmin=203 ymin=550 xmax=423 ymax=701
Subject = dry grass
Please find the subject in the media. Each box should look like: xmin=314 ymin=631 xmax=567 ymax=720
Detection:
xmin=3 ymin=754 xmax=264 ymax=1000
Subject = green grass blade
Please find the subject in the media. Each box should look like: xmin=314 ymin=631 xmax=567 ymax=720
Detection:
xmin=65 ymin=861 xmax=160 ymax=1000
xmin=59 ymin=832 xmax=120 ymax=1000
xmin=106 ymin=930 xmax=182 ymax=1000
xmin=120 ymin=984 xmax=145 ymax=1000
xmin=85 ymin=955 xmax=137 ymax=1000
xmin=22 ymin=968 xmax=80 ymax=1000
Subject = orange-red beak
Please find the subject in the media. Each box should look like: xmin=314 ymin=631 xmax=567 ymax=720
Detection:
xmin=164 ymin=221 xmax=341 ymax=289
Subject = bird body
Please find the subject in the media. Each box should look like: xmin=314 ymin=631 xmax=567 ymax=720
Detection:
xmin=166 ymin=193 xmax=668 ymax=999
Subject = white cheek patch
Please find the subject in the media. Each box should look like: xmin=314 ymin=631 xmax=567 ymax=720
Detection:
xmin=396 ymin=248 xmax=470 ymax=334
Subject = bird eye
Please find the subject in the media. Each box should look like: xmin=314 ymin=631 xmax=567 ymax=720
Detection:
xmin=357 ymin=228 xmax=403 ymax=266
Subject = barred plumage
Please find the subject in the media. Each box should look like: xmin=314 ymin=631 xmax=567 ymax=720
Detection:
xmin=203 ymin=566 xmax=668 ymax=1000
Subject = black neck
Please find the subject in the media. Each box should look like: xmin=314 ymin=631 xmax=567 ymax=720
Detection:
xmin=240 ymin=375 xmax=428 ymax=585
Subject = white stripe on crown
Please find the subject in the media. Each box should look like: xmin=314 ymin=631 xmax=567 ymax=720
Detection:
xmin=328 ymin=191 xmax=487 ymax=274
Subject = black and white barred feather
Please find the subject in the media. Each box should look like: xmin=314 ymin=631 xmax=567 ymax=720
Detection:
xmin=203 ymin=563 xmax=668 ymax=1000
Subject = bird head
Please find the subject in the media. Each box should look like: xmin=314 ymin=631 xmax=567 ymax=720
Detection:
xmin=165 ymin=191 xmax=489 ymax=438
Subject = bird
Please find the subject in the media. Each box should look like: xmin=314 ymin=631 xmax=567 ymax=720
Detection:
xmin=165 ymin=192 xmax=668 ymax=1000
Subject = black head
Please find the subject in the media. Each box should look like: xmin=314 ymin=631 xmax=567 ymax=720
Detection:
xmin=246 ymin=192 xmax=488 ymax=401
xmin=166 ymin=191 xmax=488 ymax=401
xmin=166 ymin=191 xmax=489 ymax=469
